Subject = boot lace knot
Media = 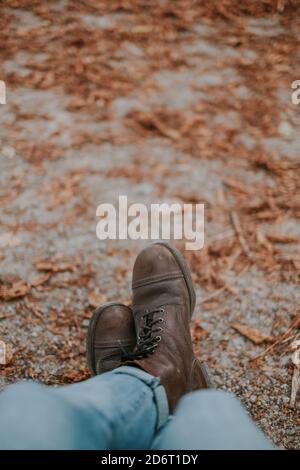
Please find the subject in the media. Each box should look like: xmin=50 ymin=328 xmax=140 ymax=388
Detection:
xmin=124 ymin=307 xmax=165 ymax=360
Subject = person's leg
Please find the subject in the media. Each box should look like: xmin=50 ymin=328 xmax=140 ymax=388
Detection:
xmin=153 ymin=389 xmax=273 ymax=450
xmin=0 ymin=366 xmax=168 ymax=450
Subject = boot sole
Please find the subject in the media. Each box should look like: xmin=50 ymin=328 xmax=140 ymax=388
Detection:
xmin=152 ymin=241 xmax=196 ymax=317
xmin=86 ymin=301 xmax=130 ymax=375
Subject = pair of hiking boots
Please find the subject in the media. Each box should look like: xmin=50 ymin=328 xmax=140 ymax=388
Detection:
xmin=87 ymin=242 xmax=213 ymax=412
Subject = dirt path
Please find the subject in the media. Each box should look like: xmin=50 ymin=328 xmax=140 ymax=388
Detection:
xmin=0 ymin=2 xmax=299 ymax=448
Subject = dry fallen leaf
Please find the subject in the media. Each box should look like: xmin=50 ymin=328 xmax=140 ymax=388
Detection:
xmin=30 ymin=272 xmax=51 ymax=287
xmin=88 ymin=291 xmax=107 ymax=308
xmin=0 ymin=273 xmax=51 ymax=301
xmin=232 ymin=323 xmax=273 ymax=345
xmin=191 ymin=319 xmax=208 ymax=357
xmin=0 ymin=281 xmax=31 ymax=301
xmin=191 ymin=319 xmax=208 ymax=342
xmin=35 ymin=260 xmax=77 ymax=273
xmin=266 ymin=233 xmax=300 ymax=244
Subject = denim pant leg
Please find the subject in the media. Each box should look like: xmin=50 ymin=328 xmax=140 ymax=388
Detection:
xmin=0 ymin=366 xmax=168 ymax=450
xmin=153 ymin=389 xmax=273 ymax=450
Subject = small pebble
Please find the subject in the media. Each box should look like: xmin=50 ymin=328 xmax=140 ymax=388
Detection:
xmin=1 ymin=145 xmax=15 ymax=159
xmin=250 ymin=395 xmax=257 ymax=403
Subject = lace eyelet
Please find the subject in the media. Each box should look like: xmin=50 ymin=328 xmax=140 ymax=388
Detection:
xmin=158 ymin=327 xmax=163 ymax=332
xmin=159 ymin=317 xmax=164 ymax=323
xmin=155 ymin=335 xmax=161 ymax=342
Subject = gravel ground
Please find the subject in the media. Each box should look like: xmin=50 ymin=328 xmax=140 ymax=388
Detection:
xmin=0 ymin=2 xmax=299 ymax=449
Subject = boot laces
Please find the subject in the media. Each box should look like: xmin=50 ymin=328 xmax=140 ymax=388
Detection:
xmin=123 ymin=307 xmax=165 ymax=360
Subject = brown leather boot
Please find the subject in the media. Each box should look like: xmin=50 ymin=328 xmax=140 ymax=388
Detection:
xmin=126 ymin=242 xmax=213 ymax=412
xmin=86 ymin=302 xmax=136 ymax=375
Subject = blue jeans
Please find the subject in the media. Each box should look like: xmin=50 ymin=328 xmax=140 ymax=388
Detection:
xmin=0 ymin=366 xmax=272 ymax=449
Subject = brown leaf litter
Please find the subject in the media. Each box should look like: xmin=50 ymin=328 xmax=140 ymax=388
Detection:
xmin=232 ymin=323 xmax=273 ymax=345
